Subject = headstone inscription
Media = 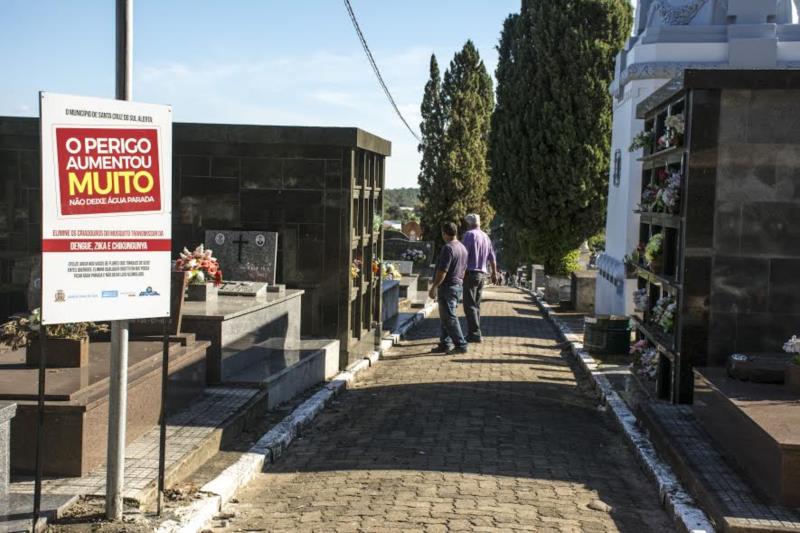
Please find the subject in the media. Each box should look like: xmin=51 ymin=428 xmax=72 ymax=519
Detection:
xmin=205 ymin=230 xmax=278 ymax=286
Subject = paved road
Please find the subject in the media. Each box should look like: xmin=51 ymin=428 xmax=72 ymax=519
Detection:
xmin=212 ymin=287 xmax=672 ymax=532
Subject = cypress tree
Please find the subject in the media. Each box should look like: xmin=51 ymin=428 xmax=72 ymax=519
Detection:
xmin=440 ymin=40 xmax=495 ymax=230
xmin=489 ymin=0 xmax=632 ymax=272
xmin=417 ymin=55 xmax=446 ymax=240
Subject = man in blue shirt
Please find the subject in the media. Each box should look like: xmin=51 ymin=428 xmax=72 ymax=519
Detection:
xmin=427 ymin=222 xmax=469 ymax=354
xmin=461 ymin=214 xmax=498 ymax=343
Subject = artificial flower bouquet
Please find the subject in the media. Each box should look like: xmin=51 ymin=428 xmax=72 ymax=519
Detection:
xmin=175 ymin=244 xmax=223 ymax=286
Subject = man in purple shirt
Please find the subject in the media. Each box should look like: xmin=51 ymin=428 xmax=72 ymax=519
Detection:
xmin=461 ymin=214 xmax=498 ymax=343
xmin=428 ymin=222 xmax=469 ymax=354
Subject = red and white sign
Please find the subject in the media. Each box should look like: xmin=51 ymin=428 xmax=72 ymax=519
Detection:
xmin=40 ymin=93 xmax=172 ymax=324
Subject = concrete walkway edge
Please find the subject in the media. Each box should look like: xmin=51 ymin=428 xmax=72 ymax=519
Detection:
xmin=525 ymin=288 xmax=715 ymax=533
xmin=155 ymin=302 xmax=436 ymax=533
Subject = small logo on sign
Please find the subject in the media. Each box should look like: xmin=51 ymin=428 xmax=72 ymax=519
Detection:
xmin=102 ymin=290 xmax=119 ymax=298
xmin=255 ymin=234 xmax=266 ymax=247
xmin=215 ymin=233 xmax=225 ymax=245
xmin=139 ymin=287 xmax=160 ymax=297
xmin=54 ymin=290 xmax=66 ymax=302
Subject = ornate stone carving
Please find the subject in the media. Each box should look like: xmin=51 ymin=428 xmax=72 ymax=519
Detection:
xmin=647 ymin=0 xmax=710 ymax=26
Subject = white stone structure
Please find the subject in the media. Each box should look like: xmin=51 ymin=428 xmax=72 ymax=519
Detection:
xmin=596 ymin=0 xmax=800 ymax=315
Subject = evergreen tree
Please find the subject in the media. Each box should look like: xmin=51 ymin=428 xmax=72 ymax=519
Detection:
xmin=417 ymin=55 xmax=446 ymax=240
xmin=489 ymin=0 xmax=632 ymax=272
xmin=440 ymin=40 xmax=495 ymax=230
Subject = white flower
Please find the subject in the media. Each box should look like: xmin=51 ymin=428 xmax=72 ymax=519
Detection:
xmin=784 ymin=335 xmax=800 ymax=354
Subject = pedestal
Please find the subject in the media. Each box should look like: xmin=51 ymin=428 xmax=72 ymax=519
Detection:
xmin=571 ymin=270 xmax=597 ymax=313
xmin=1 ymin=338 xmax=208 ymax=477
xmin=181 ymin=289 xmax=304 ymax=383
xmin=398 ymin=274 xmax=418 ymax=300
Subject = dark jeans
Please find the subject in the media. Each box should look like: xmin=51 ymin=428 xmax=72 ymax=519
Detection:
xmin=463 ymin=271 xmax=485 ymax=338
xmin=438 ymin=284 xmax=467 ymax=349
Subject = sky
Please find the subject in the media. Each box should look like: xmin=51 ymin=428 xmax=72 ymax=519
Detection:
xmin=0 ymin=0 xmax=520 ymax=188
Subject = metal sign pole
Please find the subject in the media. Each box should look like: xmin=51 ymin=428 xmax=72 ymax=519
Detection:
xmin=106 ymin=0 xmax=133 ymax=521
xmin=157 ymin=317 xmax=170 ymax=515
xmin=32 ymin=328 xmax=48 ymax=529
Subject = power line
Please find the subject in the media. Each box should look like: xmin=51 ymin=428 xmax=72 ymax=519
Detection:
xmin=342 ymin=0 xmax=421 ymax=143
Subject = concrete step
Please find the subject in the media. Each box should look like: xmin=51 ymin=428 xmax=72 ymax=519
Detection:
xmin=223 ymin=339 xmax=340 ymax=409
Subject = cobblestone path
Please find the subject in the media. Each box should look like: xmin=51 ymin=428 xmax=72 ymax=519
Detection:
xmin=213 ymin=287 xmax=673 ymax=532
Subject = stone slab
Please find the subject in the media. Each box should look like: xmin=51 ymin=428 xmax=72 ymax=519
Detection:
xmin=205 ymin=230 xmax=278 ymax=284
xmin=0 ymin=492 xmax=74 ymax=533
xmin=181 ymin=290 xmax=303 ymax=384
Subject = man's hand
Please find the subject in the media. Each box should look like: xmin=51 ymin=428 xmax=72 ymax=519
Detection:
xmin=428 ymin=286 xmax=436 ymax=300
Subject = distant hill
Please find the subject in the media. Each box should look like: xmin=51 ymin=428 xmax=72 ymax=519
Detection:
xmin=384 ymin=187 xmax=420 ymax=210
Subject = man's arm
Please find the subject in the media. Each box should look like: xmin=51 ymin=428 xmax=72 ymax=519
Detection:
xmin=428 ymin=247 xmax=452 ymax=299
xmin=488 ymin=239 xmax=499 ymax=284
xmin=428 ymin=269 xmax=447 ymax=300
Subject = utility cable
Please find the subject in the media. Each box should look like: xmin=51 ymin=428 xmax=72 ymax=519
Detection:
xmin=342 ymin=0 xmax=421 ymax=142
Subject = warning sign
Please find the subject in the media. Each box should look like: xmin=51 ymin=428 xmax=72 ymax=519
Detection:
xmin=40 ymin=93 xmax=172 ymax=325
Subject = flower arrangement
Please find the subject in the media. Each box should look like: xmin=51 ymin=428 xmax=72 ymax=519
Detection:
xmin=784 ymin=335 xmax=800 ymax=359
xmin=650 ymin=295 xmax=676 ymax=334
xmin=630 ymin=340 xmax=659 ymax=380
xmin=351 ymin=259 xmax=362 ymax=280
xmin=629 ymin=130 xmax=654 ymax=153
xmin=401 ymin=248 xmax=427 ymax=264
xmin=644 ymin=233 xmax=664 ymax=268
xmin=639 ymin=169 xmax=681 ymax=214
xmin=383 ymin=262 xmax=400 ymax=280
xmin=372 ymin=258 xmax=381 ymax=275
xmin=1 ymin=308 xmax=108 ymax=350
xmin=175 ymin=244 xmax=223 ymax=286
xmin=657 ymin=113 xmax=684 ymax=150
xmin=633 ymin=288 xmax=649 ymax=312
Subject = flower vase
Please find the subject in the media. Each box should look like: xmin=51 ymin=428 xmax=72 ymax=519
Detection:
xmin=186 ymin=282 xmax=218 ymax=302
xmin=26 ymin=337 xmax=89 ymax=368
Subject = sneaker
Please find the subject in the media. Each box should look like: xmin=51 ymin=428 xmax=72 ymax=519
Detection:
xmin=447 ymin=346 xmax=469 ymax=355
xmin=431 ymin=344 xmax=453 ymax=354
xmin=466 ymin=335 xmax=483 ymax=343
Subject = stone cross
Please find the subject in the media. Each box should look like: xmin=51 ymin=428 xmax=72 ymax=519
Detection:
xmin=727 ymin=0 xmax=778 ymax=23
xmin=232 ymin=233 xmax=249 ymax=262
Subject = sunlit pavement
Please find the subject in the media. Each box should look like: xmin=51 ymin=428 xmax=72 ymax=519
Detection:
xmin=212 ymin=287 xmax=672 ymax=532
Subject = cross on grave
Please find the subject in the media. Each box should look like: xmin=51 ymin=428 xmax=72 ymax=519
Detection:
xmin=233 ymin=233 xmax=249 ymax=262
xmin=727 ymin=0 xmax=778 ymax=24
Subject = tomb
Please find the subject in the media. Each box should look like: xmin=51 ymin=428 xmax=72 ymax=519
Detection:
xmin=2 ymin=337 xmax=208 ymax=477
xmin=630 ymin=70 xmax=800 ymax=506
xmin=171 ymin=123 xmax=391 ymax=369
xmin=181 ymin=290 xmax=303 ymax=383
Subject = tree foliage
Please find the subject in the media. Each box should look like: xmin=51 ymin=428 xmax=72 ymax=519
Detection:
xmin=417 ymin=55 xmax=446 ymax=239
xmin=418 ymin=43 xmax=494 ymax=238
xmin=489 ymin=0 xmax=632 ymax=271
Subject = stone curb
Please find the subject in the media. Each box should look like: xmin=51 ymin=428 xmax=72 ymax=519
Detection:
xmin=524 ymin=289 xmax=715 ymax=533
xmin=155 ymin=302 xmax=436 ymax=533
